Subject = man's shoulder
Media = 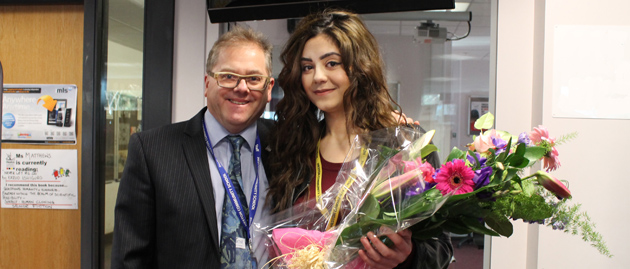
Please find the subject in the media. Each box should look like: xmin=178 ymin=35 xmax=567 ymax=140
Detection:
xmin=256 ymin=118 xmax=275 ymax=133
xmin=135 ymin=109 xmax=205 ymax=139
xmin=135 ymin=121 xmax=188 ymax=138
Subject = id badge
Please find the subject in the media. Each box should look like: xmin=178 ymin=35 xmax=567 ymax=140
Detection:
xmin=236 ymin=237 xmax=246 ymax=249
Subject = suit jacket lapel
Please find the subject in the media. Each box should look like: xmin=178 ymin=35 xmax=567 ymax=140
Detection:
xmin=181 ymin=108 xmax=221 ymax=253
xmin=256 ymin=118 xmax=273 ymax=179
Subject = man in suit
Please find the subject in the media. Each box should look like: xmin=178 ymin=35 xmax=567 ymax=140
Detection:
xmin=111 ymin=27 xmax=275 ymax=268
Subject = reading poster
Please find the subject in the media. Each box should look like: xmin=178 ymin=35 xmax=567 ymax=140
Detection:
xmin=2 ymin=84 xmax=77 ymax=144
xmin=1 ymin=149 xmax=78 ymax=209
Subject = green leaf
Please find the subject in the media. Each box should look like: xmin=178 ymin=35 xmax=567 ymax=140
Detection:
xmin=492 ymin=169 xmax=504 ymax=185
xmin=467 ymin=150 xmax=481 ymax=169
xmin=523 ymin=146 xmax=547 ymax=164
xmin=504 ymin=168 xmax=519 ymax=184
xmin=485 ymin=214 xmax=513 ymax=237
xmin=410 ymin=226 xmax=445 ymax=240
xmin=419 ymin=144 xmax=438 ymax=159
xmin=399 ymin=188 xmax=446 ymax=219
xmin=446 ymin=147 xmax=466 ymax=163
xmin=508 ymin=143 xmax=529 ymax=168
xmin=474 ymin=112 xmax=495 ymax=130
xmin=408 ymin=130 xmax=435 ymax=155
xmin=337 ymin=218 xmax=399 ymax=246
xmin=461 ymin=217 xmax=501 ymax=236
xmin=494 ymin=130 xmax=514 ymax=141
xmin=495 ymin=148 xmax=509 ymax=163
xmin=442 ymin=219 xmax=473 ymax=235
xmin=358 ymin=194 xmax=381 ymax=220
xmin=521 ymin=180 xmax=536 ymax=197
xmin=376 ymin=146 xmax=400 ymax=165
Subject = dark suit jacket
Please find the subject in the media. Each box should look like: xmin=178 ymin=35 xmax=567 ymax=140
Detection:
xmin=111 ymin=107 xmax=273 ymax=268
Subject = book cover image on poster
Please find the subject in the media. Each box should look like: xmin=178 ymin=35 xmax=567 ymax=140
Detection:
xmin=2 ymin=84 xmax=77 ymax=144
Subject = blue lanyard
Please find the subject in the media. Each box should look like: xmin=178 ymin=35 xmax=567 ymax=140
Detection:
xmin=202 ymin=118 xmax=261 ymax=240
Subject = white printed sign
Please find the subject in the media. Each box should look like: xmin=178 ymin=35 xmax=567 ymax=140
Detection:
xmin=2 ymin=84 xmax=78 ymax=144
xmin=1 ymin=149 xmax=78 ymax=209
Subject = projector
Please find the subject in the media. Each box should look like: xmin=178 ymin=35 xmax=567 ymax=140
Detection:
xmin=415 ymin=21 xmax=447 ymax=44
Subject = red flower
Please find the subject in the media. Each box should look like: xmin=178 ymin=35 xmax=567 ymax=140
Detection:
xmin=534 ymin=171 xmax=571 ymax=199
xmin=403 ymin=157 xmax=435 ymax=183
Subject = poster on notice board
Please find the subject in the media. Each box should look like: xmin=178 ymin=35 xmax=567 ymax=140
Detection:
xmin=2 ymin=84 xmax=77 ymax=144
xmin=1 ymin=149 xmax=78 ymax=209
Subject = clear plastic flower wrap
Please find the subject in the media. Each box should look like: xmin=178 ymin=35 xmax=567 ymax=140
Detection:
xmin=254 ymin=113 xmax=614 ymax=268
xmin=253 ymin=126 xmax=451 ymax=268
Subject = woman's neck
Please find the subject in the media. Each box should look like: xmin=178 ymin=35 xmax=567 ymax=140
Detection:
xmin=319 ymin=111 xmax=356 ymax=163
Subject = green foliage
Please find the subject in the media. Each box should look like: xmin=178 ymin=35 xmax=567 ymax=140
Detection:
xmin=420 ymin=144 xmax=438 ymax=160
xmin=358 ymin=194 xmax=380 ymax=220
xmin=555 ymin=131 xmax=578 ymax=146
xmin=549 ymin=202 xmax=612 ymax=257
xmin=446 ymin=147 xmax=466 ymax=163
xmin=485 ymin=212 xmax=513 ymax=237
xmin=523 ymin=146 xmax=547 ymax=164
xmin=408 ymin=130 xmax=435 ymax=159
xmin=493 ymin=184 xmax=556 ymax=222
xmin=474 ymin=112 xmax=495 ymax=130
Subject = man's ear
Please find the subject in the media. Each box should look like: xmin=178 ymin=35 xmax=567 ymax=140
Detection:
xmin=266 ymin=78 xmax=275 ymax=102
xmin=204 ymin=74 xmax=210 ymax=97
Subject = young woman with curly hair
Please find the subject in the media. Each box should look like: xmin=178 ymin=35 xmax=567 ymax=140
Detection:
xmin=267 ymin=9 xmax=453 ymax=269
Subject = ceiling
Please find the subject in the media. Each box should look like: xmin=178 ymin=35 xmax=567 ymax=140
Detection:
xmin=363 ymin=0 xmax=492 ymax=60
xmin=108 ymin=0 xmax=144 ymax=51
xmin=107 ymin=0 xmax=492 ymax=68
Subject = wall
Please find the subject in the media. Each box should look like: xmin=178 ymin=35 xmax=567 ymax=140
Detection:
xmin=172 ymin=0 xmax=212 ymax=123
xmin=0 ymin=4 xmax=83 ymax=268
xmin=492 ymin=0 xmax=629 ymax=268
xmin=537 ymin=0 xmax=628 ymax=267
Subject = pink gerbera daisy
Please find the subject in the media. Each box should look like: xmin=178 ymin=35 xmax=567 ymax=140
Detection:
xmin=543 ymin=147 xmax=561 ymax=172
xmin=435 ymin=159 xmax=475 ymax=195
xmin=529 ymin=126 xmax=561 ymax=171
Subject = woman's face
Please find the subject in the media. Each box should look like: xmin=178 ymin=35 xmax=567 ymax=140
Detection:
xmin=300 ymin=34 xmax=351 ymax=115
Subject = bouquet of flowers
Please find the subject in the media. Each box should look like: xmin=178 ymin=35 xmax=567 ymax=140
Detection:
xmin=255 ymin=113 xmax=610 ymax=269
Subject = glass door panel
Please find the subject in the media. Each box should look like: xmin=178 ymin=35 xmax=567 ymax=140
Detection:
xmin=102 ymin=0 xmax=144 ymax=268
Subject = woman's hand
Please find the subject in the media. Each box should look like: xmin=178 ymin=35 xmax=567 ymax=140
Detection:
xmin=391 ymin=110 xmax=420 ymax=126
xmin=358 ymin=229 xmax=413 ymax=269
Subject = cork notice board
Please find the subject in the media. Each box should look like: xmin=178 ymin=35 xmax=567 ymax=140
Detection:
xmin=0 ymin=4 xmax=83 ymax=268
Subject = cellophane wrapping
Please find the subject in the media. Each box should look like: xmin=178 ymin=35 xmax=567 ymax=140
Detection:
xmin=254 ymin=127 xmax=449 ymax=268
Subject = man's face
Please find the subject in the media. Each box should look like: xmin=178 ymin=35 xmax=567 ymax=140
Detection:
xmin=205 ymin=43 xmax=274 ymax=134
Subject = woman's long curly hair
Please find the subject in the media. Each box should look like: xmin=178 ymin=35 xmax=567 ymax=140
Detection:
xmin=268 ymin=9 xmax=401 ymax=212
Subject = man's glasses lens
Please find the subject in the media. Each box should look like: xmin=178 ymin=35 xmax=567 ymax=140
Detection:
xmin=213 ymin=72 xmax=268 ymax=91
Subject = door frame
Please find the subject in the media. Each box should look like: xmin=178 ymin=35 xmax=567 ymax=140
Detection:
xmin=81 ymin=0 xmax=174 ymax=267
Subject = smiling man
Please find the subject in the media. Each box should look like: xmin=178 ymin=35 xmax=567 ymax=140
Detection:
xmin=111 ymin=27 xmax=275 ymax=269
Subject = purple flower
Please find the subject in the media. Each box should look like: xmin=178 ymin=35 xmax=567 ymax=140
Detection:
xmin=473 ymin=166 xmax=493 ymax=189
xmin=552 ymin=221 xmax=565 ymax=230
xmin=517 ymin=132 xmax=531 ymax=145
xmin=406 ymin=181 xmax=436 ymax=196
xmin=492 ymin=136 xmax=508 ymax=154
xmin=466 ymin=152 xmax=487 ymax=167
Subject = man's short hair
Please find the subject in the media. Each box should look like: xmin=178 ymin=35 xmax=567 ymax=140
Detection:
xmin=206 ymin=26 xmax=273 ymax=76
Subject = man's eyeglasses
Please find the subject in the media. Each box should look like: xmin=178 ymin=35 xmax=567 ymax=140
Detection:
xmin=210 ymin=72 xmax=271 ymax=92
